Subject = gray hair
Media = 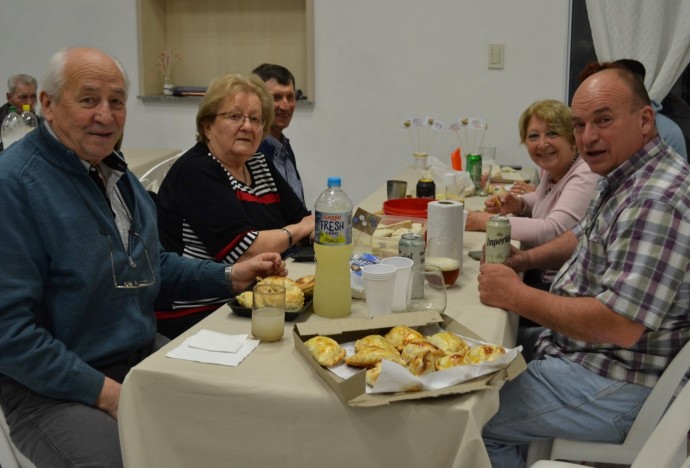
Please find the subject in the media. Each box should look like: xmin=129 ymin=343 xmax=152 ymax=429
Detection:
xmin=41 ymin=47 xmax=130 ymax=101
xmin=7 ymin=74 xmax=38 ymax=94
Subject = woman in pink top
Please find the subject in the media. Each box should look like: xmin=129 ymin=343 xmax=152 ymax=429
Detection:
xmin=466 ymin=99 xmax=599 ymax=288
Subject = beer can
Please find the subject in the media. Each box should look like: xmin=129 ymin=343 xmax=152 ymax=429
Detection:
xmin=399 ymin=233 xmax=425 ymax=299
xmin=399 ymin=233 xmax=425 ymax=266
xmin=416 ymin=177 xmax=436 ymax=199
xmin=485 ymin=215 xmax=511 ymax=264
xmin=467 ymin=154 xmax=483 ymax=192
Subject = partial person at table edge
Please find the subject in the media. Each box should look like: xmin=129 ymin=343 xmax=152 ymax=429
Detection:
xmin=478 ymin=64 xmax=690 ymax=467
xmin=155 ymin=73 xmax=313 ymax=339
xmin=0 ymin=73 xmax=41 ymax=152
xmin=0 ymin=46 xmax=286 ymax=468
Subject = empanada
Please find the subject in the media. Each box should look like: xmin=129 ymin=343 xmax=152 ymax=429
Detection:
xmin=401 ymin=340 xmax=444 ymax=364
xmin=366 ymin=361 xmax=382 ymax=387
xmin=354 ymin=335 xmax=397 ymax=354
xmin=435 ymin=352 xmax=468 ymax=370
xmin=345 ymin=347 xmax=405 ymax=368
xmin=427 ymin=332 xmax=470 ymax=355
xmin=304 ymin=336 xmax=346 ymax=367
xmin=385 ymin=325 xmax=425 ymax=351
xmin=257 ymin=276 xmax=305 ymax=311
xmin=236 ymin=291 xmax=253 ymax=308
xmin=467 ymin=344 xmax=505 ymax=364
xmin=295 ymin=275 xmax=315 ymax=297
xmin=407 ymin=350 xmax=438 ymax=376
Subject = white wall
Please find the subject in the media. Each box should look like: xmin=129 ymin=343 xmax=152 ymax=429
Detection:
xmin=0 ymin=0 xmax=571 ymax=207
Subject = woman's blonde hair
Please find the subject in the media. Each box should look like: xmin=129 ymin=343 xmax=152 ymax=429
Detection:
xmin=518 ymin=99 xmax=575 ymax=146
xmin=196 ymin=73 xmax=274 ymax=143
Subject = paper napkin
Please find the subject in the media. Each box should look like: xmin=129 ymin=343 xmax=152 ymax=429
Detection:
xmin=166 ymin=329 xmax=259 ymax=366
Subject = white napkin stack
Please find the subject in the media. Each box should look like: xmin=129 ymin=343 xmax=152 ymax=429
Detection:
xmin=166 ymin=329 xmax=259 ymax=366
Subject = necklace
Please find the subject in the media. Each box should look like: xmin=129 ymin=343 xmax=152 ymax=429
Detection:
xmin=544 ymin=153 xmax=579 ymax=196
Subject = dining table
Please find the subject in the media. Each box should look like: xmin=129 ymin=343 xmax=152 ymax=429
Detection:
xmin=118 ymin=166 xmax=520 ymax=468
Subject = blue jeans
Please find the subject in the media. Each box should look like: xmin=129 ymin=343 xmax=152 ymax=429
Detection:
xmin=0 ymin=334 xmax=168 ymax=468
xmin=483 ymin=355 xmax=651 ymax=468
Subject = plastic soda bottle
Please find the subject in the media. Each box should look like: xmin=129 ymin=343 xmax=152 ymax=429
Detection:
xmin=20 ymin=104 xmax=38 ymax=130
xmin=1 ymin=106 xmax=26 ymax=151
xmin=313 ymin=177 xmax=354 ymax=317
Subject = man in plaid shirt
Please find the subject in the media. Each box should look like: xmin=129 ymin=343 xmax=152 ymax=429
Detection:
xmin=478 ymin=65 xmax=690 ymax=468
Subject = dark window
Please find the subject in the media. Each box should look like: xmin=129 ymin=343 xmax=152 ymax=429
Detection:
xmin=569 ymin=2 xmax=690 ymax=155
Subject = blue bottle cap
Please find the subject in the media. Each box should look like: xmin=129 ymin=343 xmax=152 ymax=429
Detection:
xmin=327 ymin=177 xmax=341 ymax=187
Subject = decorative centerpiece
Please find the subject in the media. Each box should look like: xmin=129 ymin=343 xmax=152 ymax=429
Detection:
xmin=401 ymin=116 xmax=445 ymax=170
xmin=450 ymin=118 xmax=489 ymax=193
xmin=153 ymin=48 xmax=180 ymax=95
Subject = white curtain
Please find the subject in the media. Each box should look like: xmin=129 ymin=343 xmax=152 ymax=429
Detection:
xmin=586 ymin=0 xmax=690 ymax=102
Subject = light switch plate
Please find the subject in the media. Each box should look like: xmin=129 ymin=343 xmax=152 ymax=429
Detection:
xmin=488 ymin=43 xmax=504 ymax=69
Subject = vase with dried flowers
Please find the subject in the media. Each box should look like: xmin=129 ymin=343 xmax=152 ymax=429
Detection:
xmin=153 ymin=48 xmax=180 ymax=95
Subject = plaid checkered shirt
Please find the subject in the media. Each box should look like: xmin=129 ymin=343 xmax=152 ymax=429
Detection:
xmin=535 ymin=137 xmax=690 ymax=388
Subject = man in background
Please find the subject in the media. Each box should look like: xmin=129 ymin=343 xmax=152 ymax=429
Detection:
xmin=252 ymin=63 xmax=305 ymax=206
xmin=613 ymin=59 xmax=687 ymax=159
xmin=0 ymin=73 xmax=39 ymax=151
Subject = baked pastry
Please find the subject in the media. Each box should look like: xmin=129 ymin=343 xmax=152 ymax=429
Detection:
xmin=236 ymin=291 xmax=253 ymax=308
xmin=427 ymin=332 xmax=470 ymax=355
xmin=257 ymin=276 xmax=305 ymax=311
xmin=304 ymin=336 xmax=346 ymax=367
xmin=407 ymin=350 xmax=438 ymax=376
xmin=467 ymin=344 xmax=506 ymax=364
xmin=354 ymin=334 xmax=398 ymax=354
xmin=295 ymin=275 xmax=315 ymax=297
xmin=345 ymin=347 xmax=405 ymax=368
xmin=401 ymin=340 xmax=444 ymax=364
xmin=366 ymin=361 xmax=382 ymax=387
xmin=385 ymin=325 xmax=425 ymax=351
xmin=435 ymin=352 xmax=468 ymax=370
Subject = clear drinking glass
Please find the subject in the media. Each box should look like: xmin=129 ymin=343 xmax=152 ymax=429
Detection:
xmin=251 ymin=283 xmax=286 ymax=341
xmin=406 ymin=265 xmax=447 ymax=313
xmin=425 ymin=237 xmax=460 ymax=286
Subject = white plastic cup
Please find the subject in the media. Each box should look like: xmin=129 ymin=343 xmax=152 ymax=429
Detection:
xmin=361 ymin=264 xmax=397 ymax=318
xmin=380 ymin=256 xmax=414 ymax=311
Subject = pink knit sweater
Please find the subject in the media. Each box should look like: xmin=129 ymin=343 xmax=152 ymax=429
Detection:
xmin=510 ymin=157 xmax=599 ymax=249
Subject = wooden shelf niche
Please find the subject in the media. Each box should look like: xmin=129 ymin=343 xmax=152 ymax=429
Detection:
xmin=136 ymin=0 xmax=314 ymax=102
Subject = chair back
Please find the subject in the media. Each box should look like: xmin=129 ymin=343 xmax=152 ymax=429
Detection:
xmin=631 ymin=376 xmax=690 ymax=468
xmin=529 ymin=338 xmax=690 ymax=467
xmin=138 ymin=153 xmax=182 ymax=192
xmin=0 ymin=405 xmax=36 ymax=468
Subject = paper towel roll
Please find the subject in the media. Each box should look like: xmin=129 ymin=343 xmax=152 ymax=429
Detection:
xmin=426 ymin=200 xmax=465 ymax=275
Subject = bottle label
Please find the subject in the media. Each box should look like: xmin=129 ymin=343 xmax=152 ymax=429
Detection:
xmin=315 ymin=211 xmax=352 ymax=245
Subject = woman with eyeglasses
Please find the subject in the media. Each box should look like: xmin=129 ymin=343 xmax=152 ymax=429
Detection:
xmin=156 ymin=74 xmax=314 ymax=338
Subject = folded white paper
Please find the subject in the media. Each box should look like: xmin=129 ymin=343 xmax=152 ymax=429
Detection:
xmin=186 ymin=329 xmax=247 ymax=353
xmin=166 ymin=330 xmax=259 ymax=367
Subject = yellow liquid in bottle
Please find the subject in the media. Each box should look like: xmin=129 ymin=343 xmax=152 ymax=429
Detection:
xmin=313 ymin=242 xmax=353 ymax=318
